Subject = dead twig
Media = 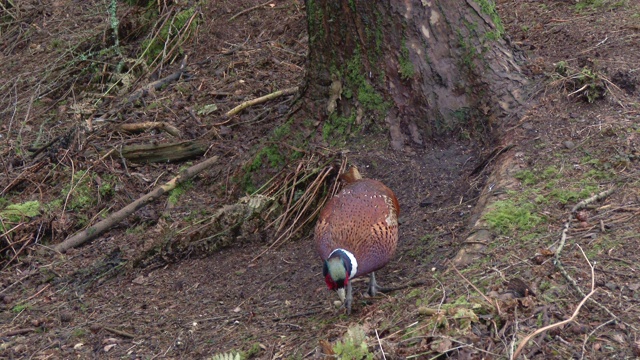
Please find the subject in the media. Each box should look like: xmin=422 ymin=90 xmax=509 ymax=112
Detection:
xmin=375 ymin=329 xmax=387 ymax=360
xmin=214 ymin=86 xmax=299 ymax=126
xmin=450 ymin=263 xmax=500 ymax=315
xmin=103 ymin=326 xmax=135 ymax=339
xmin=580 ymin=318 xmax=616 ymax=360
xmin=0 ymin=328 xmax=36 ymax=337
xmin=53 ymin=155 xmax=219 ymax=253
xmin=229 ymin=0 xmax=274 ymax=22
xmin=125 ymin=68 xmax=185 ymax=104
xmin=513 ymin=244 xmax=596 ymax=359
xmin=24 ymin=283 xmax=50 ymax=303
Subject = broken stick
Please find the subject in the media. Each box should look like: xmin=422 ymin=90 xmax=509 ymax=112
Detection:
xmin=53 ymin=155 xmax=219 ymax=253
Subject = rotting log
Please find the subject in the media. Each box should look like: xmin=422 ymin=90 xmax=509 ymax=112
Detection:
xmin=53 ymin=155 xmax=220 ymax=253
xmin=116 ymin=140 xmax=207 ymax=163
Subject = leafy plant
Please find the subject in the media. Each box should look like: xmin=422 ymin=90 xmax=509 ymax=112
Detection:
xmin=210 ymin=352 xmax=241 ymax=360
xmin=141 ymin=7 xmax=200 ymax=65
xmin=0 ymin=200 xmax=41 ymax=232
xmin=333 ymin=325 xmax=374 ymax=360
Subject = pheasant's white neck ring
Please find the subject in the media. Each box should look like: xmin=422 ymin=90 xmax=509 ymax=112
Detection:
xmin=329 ymin=248 xmax=358 ymax=279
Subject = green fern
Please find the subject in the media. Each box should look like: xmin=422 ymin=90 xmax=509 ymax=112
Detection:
xmin=210 ymin=352 xmax=241 ymax=360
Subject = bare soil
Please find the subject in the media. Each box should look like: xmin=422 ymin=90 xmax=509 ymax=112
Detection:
xmin=1 ymin=0 xmax=640 ymax=359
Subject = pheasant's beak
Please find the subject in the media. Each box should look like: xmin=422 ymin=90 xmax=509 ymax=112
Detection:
xmin=337 ymin=288 xmax=346 ymax=302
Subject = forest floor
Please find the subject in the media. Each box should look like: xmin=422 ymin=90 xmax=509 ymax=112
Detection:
xmin=1 ymin=0 xmax=640 ymax=359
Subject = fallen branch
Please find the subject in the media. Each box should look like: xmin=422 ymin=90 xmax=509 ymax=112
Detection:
xmin=117 ymin=140 xmax=207 ymax=163
xmin=214 ymin=86 xmax=299 ymax=126
xmin=571 ymin=188 xmax=615 ymax=213
xmin=119 ymin=122 xmax=182 ymax=137
xmin=513 ymin=245 xmax=596 ymax=359
xmin=53 ymin=155 xmax=219 ymax=253
xmin=554 ymin=193 xmax=628 ymax=329
xmin=103 ymin=326 xmax=135 ymax=339
xmin=126 ymin=57 xmax=188 ymax=104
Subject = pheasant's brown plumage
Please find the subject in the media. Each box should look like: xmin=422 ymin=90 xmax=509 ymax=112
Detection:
xmin=315 ymin=172 xmax=399 ymax=277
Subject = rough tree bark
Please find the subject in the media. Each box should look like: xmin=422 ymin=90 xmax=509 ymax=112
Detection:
xmin=304 ymin=0 xmax=528 ymax=149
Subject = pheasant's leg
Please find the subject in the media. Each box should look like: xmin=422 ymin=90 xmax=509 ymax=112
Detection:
xmin=345 ymin=281 xmax=353 ymax=314
xmin=368 ymin=272 xmax=378 ymax=296
xmin=368 ymin=272 xmax=397 ymax=295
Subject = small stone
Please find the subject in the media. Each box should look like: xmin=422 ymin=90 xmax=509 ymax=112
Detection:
xmin=563 ymin=140 xmax=576 ymax=149
xmin=90 ymin=324 xmax=102 ymax=333
xmin=576 ymin=211 xmax=589 ymax=222
xmin=60 ymin=312 xmax=73 ymax=323
xmin=605 ymin=282 xmax=618 ymax=291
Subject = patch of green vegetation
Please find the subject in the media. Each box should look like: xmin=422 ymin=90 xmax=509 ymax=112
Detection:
xmin=126 ymin=224 xmax=148 ymax=235
xmin=11 ymin=303 xmax=30 ymax=313
xmin=72 ymin=328 xmax=87 ymax=337
xmin=514 ymin=169 xmax=537 ymax=186
xmin=474 ymin=0 xmax=505 ymax=39
xmin=244 ymin=343 xmax=262 ymax=359
xmin=306 ymin=0 xmax=325 ymax=45
xmin=575 ymin=0 xmax=628 ymax=11
xmin=99 ymin=174 xmax=116 ymax=198
xmin=168 ymin=181 xmax=193 ymax=205
xmin=62 ymin=170 xmax=113 ymax=211
xmin=398 ymin=39 xmax=415 ymax=81
xmin=549 ymin=186 xmax=594 ymax=205
xmin=555 ymin=60 xmax=568 ymax=77
xmin=322 ymin=112 xmax=357 ymax=145
xmin=332 ymin=325 xmax=373 ymax=360
xmin=140 ymin=7 xmax=199 ymax=65
xmin=344 ymin=47 xmax=389 ymax=113
xmin=348 ymin=0 xmax=356 ymax=12
xmin=457 ymin=32 xmax=475 ymax=70
xmin=577 ymin=67 xmax=605 ymax=103
xmin=484 ymin=200 xmax=544 ymax=235
xmin=241 ymin=144 xmax=286 ymax=193
xmin=418 ymin=295 xmax=485 ymax=334
xmin=0 ymin=200 xmax=41 ymax=223
xmin=43 ymin=199 xmax=63 ymax=214
xmin=65 ymin=170 xmax=94 ymax=210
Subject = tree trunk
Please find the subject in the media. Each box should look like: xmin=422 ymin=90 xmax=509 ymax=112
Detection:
xmin=304 ymin=0 xmax=527 ymax=150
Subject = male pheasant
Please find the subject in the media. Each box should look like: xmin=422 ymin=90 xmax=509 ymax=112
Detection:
xmin=315 ymin=167 xmax=399 ymax=314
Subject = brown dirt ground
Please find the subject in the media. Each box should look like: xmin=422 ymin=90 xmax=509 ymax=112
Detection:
xmin=1 ymin=0 xmax=640 ymax=359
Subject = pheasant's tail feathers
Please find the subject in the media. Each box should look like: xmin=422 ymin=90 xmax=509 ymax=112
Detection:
xmin=339 ymin=166 xmax=362 ymax=184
